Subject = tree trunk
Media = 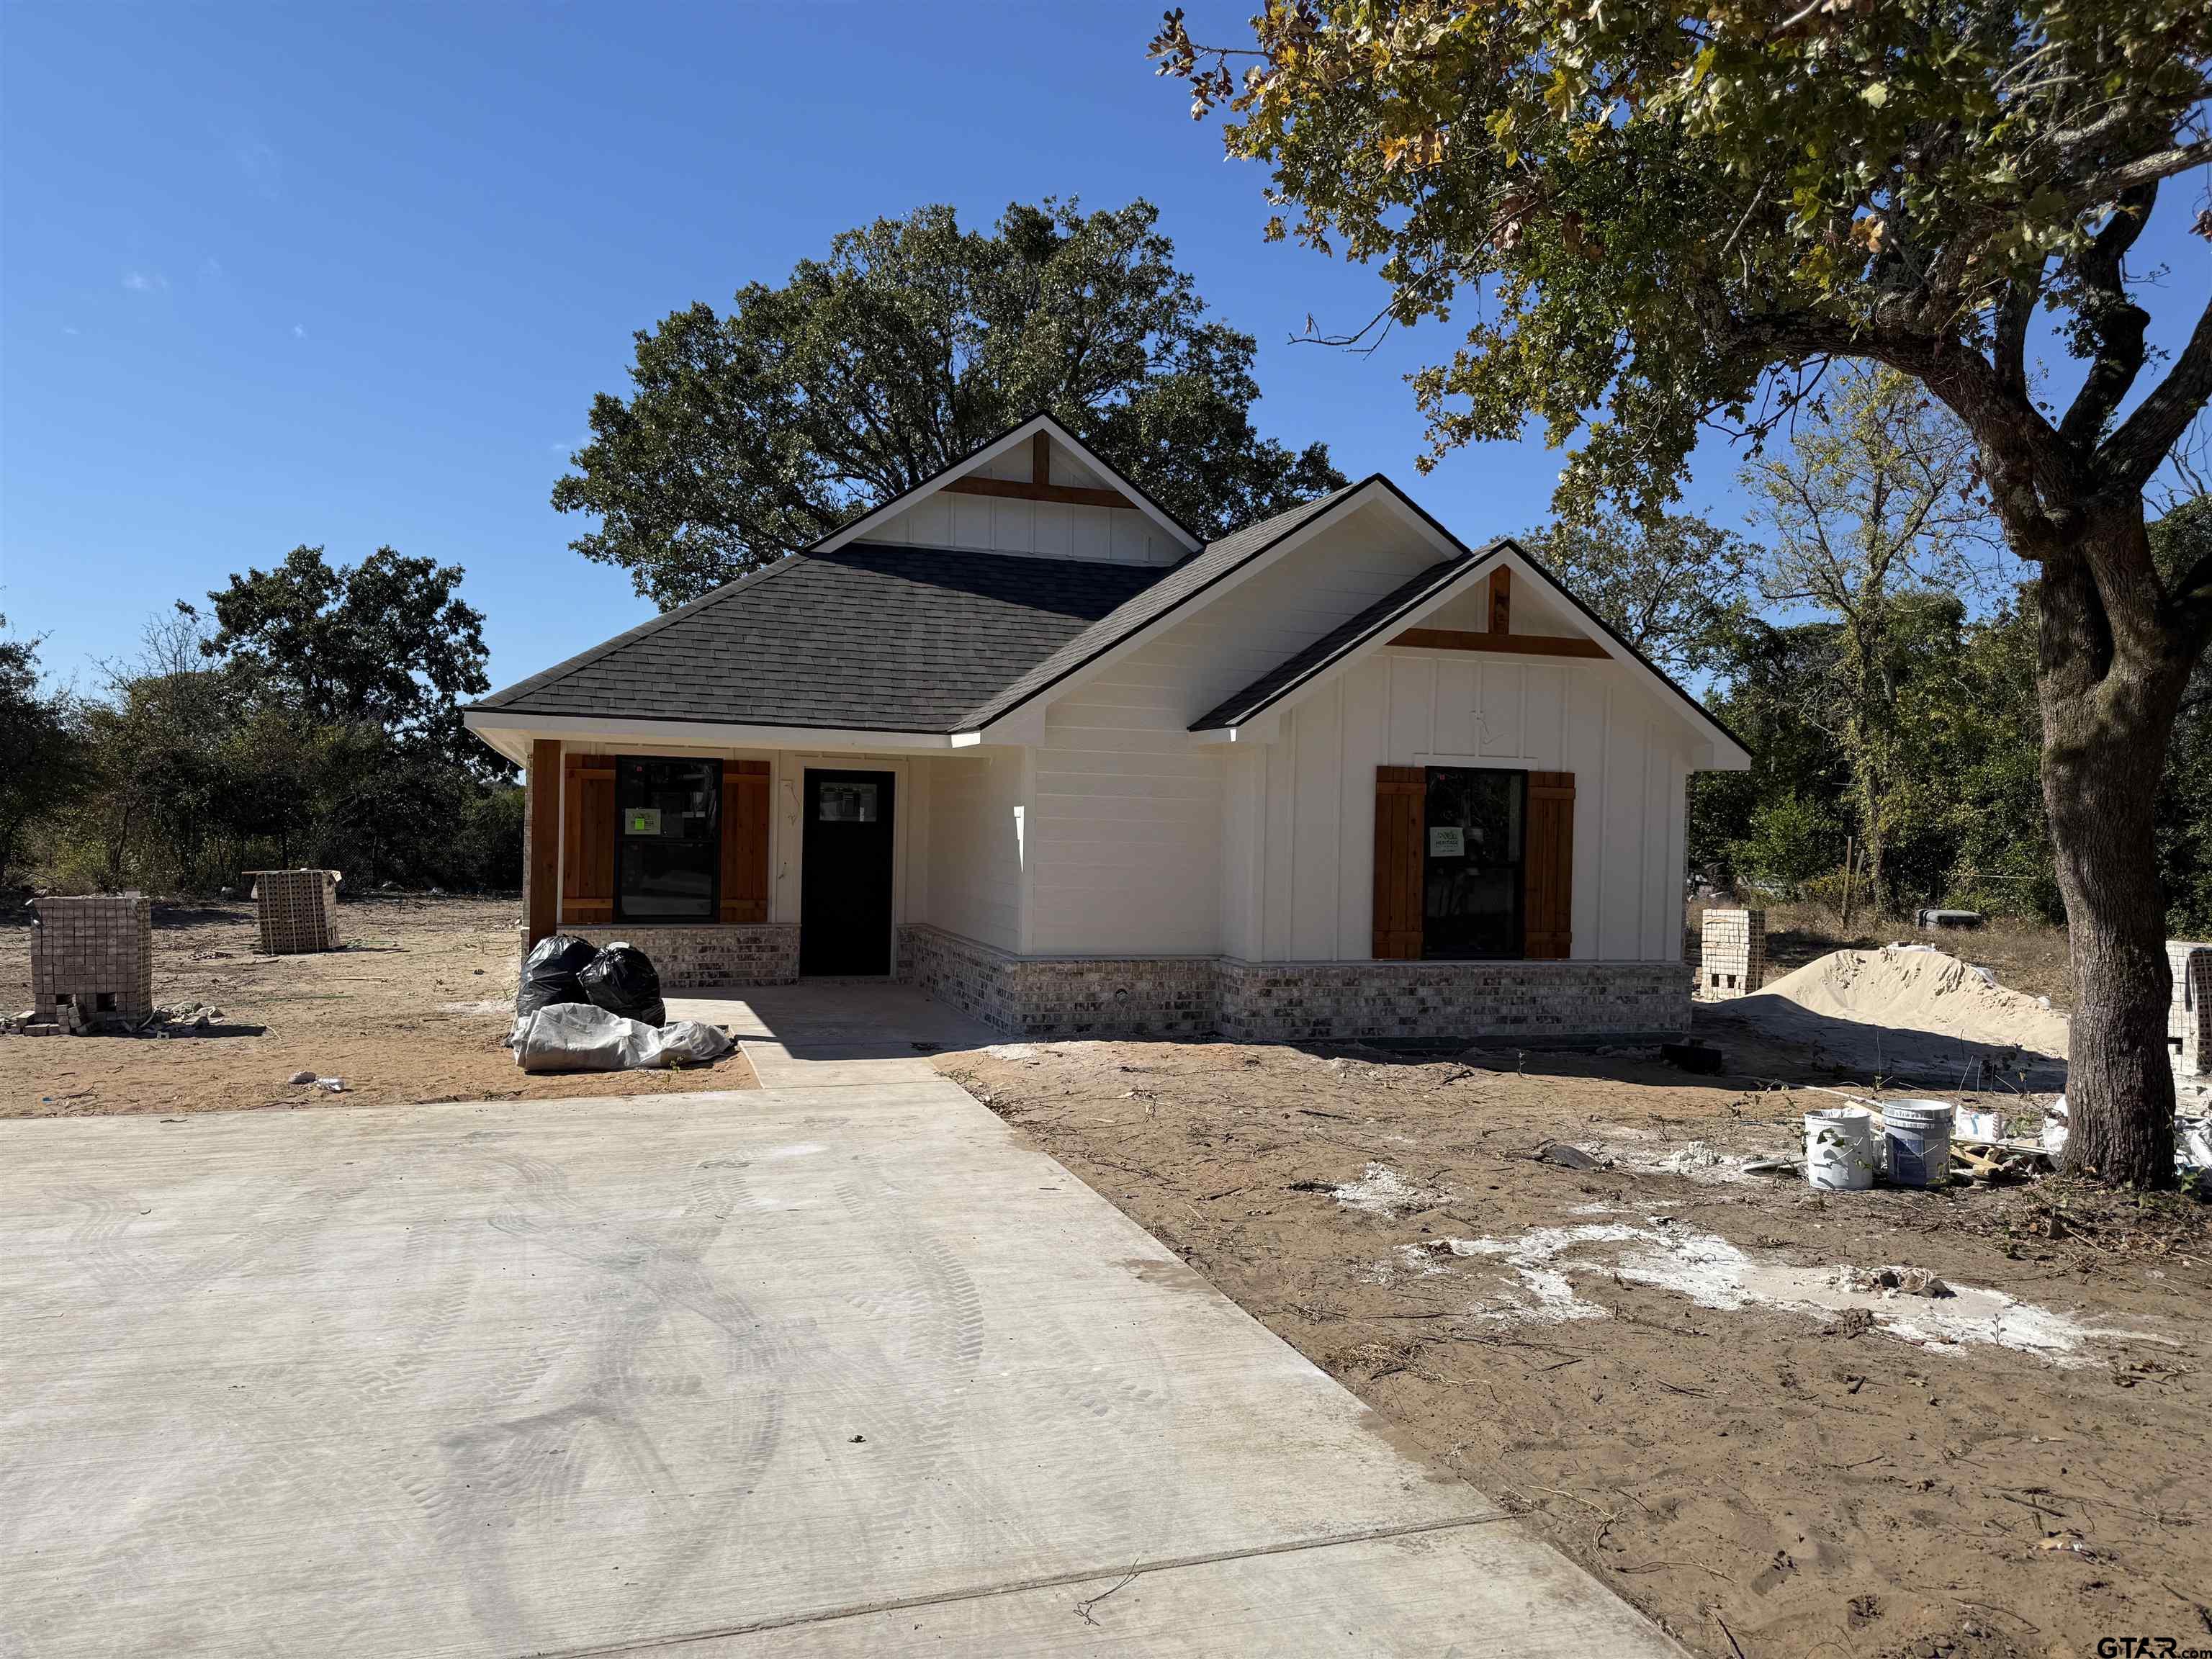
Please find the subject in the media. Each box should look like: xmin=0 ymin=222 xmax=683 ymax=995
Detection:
xmin=2037 ymin=506 xmax=2185 ymax=1189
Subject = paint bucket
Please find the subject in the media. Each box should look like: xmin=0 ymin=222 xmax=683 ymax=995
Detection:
xmin=1884 ymin=1100 xmax=1954 ymax=1188
xmin=1804 ymin=1107 xmax=1876 ymax=1191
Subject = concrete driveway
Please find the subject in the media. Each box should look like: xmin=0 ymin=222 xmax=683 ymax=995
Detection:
xmin=2 ymin=986 xmax=1677 ymax=1656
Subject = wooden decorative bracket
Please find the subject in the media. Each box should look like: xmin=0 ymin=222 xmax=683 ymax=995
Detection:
xmin=1389 ymin=627 xmax=1609 ymax=659
xmin=938 ymin=432 xmax=1134 ymax=509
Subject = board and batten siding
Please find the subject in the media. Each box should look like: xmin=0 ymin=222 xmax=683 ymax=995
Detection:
xmin=920 ymin=747 xmax=1025 ymax=952
xmin=1025 ymin=502 xmax=1444 ymax=956
xmin=858 ymin=443 xmax=1183 ymax=567
xmin=1224 ymin=649 xmax=1691 ymax=964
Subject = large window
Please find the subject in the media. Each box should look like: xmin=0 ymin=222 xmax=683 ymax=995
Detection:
xmin=1421 ymin=768 xmax=1524 ymax=959
xmin=616 ymin=757 xmax=720 ymax=921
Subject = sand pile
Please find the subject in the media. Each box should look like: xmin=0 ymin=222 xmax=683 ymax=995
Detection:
xmin=1717 ymin=946 xmax=2070 ymax=1082
xmin=1758 ymin=948 xmax=2071 ymax=1054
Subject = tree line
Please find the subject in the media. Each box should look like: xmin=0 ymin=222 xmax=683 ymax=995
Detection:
xmin=1 ymin=547 xmax=520 ymax=897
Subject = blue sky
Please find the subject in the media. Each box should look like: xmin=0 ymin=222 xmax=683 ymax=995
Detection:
xmin=3 ymin=2 xmax=2204 ymax=696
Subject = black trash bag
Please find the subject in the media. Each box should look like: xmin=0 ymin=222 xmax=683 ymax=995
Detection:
xmin=517 ymin=933 xmax=598 ymax=1021
xmin=578 ymin=941 xmax=666 ymax=1028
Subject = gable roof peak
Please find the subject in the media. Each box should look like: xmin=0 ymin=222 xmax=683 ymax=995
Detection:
xmin=814 ymin=409 xmax=1204 ymax=559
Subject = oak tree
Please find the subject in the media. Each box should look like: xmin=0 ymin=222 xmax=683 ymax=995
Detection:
xmin=552 ymin=199 xmax=1343 ymax=607
xmin=1156 ymin=0 xmax=2212 ymax=1184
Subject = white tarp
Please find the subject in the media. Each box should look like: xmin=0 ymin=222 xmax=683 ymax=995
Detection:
xmin=513 ymin=1003 xmax=734 ymax=1074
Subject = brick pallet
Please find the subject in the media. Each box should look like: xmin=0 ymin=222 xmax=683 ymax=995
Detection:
xmin=248 ymin=869 xmax=343 ymax=955
xmin=1696 ymin=908 xmax=1766 ymax=1002
xmin=2170 ymin=941 xmax=2211 ymax=1079
xmin=30 ymin=894 xmax=154 ymax=1027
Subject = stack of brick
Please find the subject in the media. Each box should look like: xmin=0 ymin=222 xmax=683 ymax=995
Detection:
xmin=249 ymin=869 xmax=343 ymax=955
xmin=1696 ymin=908 xmax=1766 ymax=1002
xmin=2170 ymin=940 xmax=2211 ymax=1079
xmin=29 ymin=894 xmax=154 ymax=1032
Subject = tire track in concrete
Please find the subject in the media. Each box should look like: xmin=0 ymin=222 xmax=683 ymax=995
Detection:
xmin=444 ymin=1145 xmax=789 ymax=1650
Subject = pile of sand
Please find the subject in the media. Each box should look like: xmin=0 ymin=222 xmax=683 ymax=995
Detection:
xmin=1716 ymin=946 xmax=2071 ymax=1082
xmin=1756 ymin=948 xmax=2071 ymax=1056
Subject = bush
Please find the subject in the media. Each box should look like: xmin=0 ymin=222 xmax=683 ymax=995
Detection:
xmin=1729 ymin=791 xmax=1840 ymax=894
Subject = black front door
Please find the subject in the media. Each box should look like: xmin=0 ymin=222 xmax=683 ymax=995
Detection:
xmin=801 ymin=770 xmax=896 ymax=976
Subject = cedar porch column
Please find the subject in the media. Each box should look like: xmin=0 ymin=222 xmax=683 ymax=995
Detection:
xmin=526 ymin=738 xmax=561 ymax=948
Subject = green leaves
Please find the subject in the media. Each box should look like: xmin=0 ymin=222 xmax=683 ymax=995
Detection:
xmin=1156 ymin=0 xmax=2212 ymax=515
xmin=553 ymin=199 xmax=1344 ymax=606
xmin=202 ymin=545 xmax=490 ymax=769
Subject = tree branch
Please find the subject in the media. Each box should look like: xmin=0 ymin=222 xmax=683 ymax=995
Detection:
xmin=2100 ymin=292 xmax=2212 ymax=488
xmin=2058 ymin=186 xmax=2157 ymax=451
xmin=2081 ymin=137 xmax=2212 ymax=202
xmin=1992 ymin=269 xmax=2041 ymax=402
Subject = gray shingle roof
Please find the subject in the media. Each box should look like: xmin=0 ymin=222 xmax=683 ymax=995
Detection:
xmin=952 ymin=482 xmax=1367 ymax=729
xmin=1188 ymin=553 xmax=1491 ymax=731
xmin=470 ymin=544 xmax=1162 ymax=732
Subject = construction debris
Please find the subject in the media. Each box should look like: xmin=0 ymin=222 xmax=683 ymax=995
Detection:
xmin=1536 ymin=1141 xmax=1603 ymax=1171
xmin=512 ymin=1002 xmax=732 ymax=1074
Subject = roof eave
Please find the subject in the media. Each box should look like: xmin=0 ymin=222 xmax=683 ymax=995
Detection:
xmin=462 ymin=708 xmax=980 ymax=757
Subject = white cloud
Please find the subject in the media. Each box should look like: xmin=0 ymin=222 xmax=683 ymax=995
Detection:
xmin=198 ymin=255 xmax=225 ymax=282
xmin=122 ymin=269 xmax=168 ymax=292
xmin=292 ymin=323 xmax=307 ymax=338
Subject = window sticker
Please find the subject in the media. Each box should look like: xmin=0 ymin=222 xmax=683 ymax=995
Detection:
xmin=819 ymin=783 xmax=879 ymax=822
xmin=624 ymin=806 xmax=662 ymax=836
xmin=1429 ymin=825 xmax=1465 ymax=858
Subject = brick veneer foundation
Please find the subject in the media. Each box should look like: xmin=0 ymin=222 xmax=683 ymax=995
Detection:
xmin=2170 ymin=941 xmax=2211 ymax=1078
xmin=1695 ymin=908 xmax=1766 ymax=1001
xmin=30 ymin=894 xmax=154 ymax=1025
xmin=519 ymin=924 xmax=801 ymax=991
xmin=897 ymin=925 xmax=1218 ymax=1037
xmin=897 ymin=923 xmax=1688 ymax=1043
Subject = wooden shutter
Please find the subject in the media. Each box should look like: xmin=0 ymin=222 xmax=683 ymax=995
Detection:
xmin=1524 ymin=771 xmax=1575 ymax=959
xmin=527 ymin=740 xmax=562 ymax=946
xmin=1372 ymin=766 xmax=1426 ymax=961
xmin=719 ymin=760 xmax=770 ymax=923
xmin=561 ymin=755 xmax=616 ymax=925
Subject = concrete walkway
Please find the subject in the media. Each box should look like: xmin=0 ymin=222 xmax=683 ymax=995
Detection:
xmin=1 ymin=984 xmax=1679 ymax=1656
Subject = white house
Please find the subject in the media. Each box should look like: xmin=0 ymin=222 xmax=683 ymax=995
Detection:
xmin=464 ymin=414 xmax=1750 ymax=1042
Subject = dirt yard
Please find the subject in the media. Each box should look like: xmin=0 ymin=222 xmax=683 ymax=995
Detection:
xmin=941 ymin=1033 xmax=2211 ymax=1659
xmin=10 ymin=898 xmax=2203 ymax=1657
xmin=0 ymin=895 xmax=752 ymax=1117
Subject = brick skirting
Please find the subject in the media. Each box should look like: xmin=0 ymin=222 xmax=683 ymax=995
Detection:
xmin=518 ymin=924 xmax=801 ymax=990
xmin=896 ymin=924 xmax=1688 ymax=1043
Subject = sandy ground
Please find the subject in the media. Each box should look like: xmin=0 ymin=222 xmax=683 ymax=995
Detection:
xmin=0 ymin=896 xmax=752 ymax=1116
xmin=11 ymin=898 xmax=2205 ymax=1656
xmin=940 ymin=1032 xmax=2212 ymax=1659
